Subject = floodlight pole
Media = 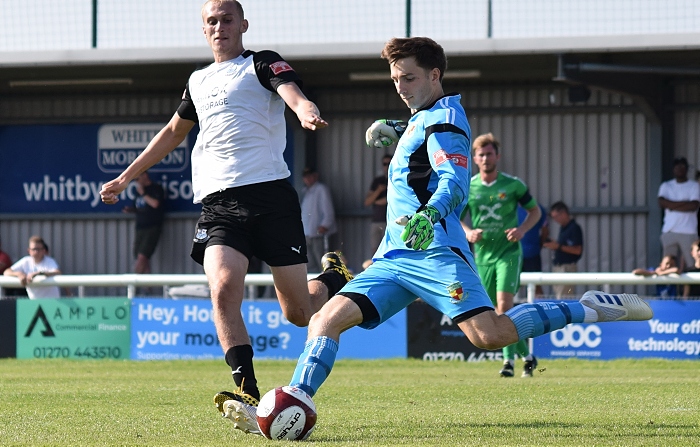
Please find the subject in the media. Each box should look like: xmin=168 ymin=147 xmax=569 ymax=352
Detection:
xmin=91 ymin=0 xmax=98 ymax=48
xmin=405 ymin=0 xmax=411 ymax=37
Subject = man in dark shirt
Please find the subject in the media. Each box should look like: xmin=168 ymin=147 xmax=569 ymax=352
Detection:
xmin=543 ymin=201 xmax=583 ymax=298
xmin=123 ymin=171 xmax=165 ymax=274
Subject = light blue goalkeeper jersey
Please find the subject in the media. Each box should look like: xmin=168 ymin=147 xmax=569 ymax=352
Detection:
xmin=374 ymin=93 xmax=472 ymax=259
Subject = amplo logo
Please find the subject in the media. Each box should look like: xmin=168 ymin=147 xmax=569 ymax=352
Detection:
xmin=24 ymin=306 xmax=55 ymax=337
xmin=550 ymin=324 xmax=602 ymax=348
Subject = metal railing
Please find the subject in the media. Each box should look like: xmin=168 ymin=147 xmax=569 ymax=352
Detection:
xmin=3 ymin=272 xmax=700 ymax=300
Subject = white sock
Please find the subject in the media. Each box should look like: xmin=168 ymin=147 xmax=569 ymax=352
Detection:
xmin=582 ymin=306 xmax=598 ymax=323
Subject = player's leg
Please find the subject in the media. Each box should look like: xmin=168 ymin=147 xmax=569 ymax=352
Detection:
xmin=460 ymin=291 xmax=653 ymax=350
xmin=289 ymin=261 xmax=413 ymax=398
xmin=495 ymin=254 xmax=534 ymax=377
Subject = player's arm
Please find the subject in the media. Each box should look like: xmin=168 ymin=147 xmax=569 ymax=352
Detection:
xmin=101 ymin=113 xmax=194 ymax=205
xmin=277 ymin=83 xmax=328 ymax=131
xmin=507 ymin=202 xmax=541 ymax=242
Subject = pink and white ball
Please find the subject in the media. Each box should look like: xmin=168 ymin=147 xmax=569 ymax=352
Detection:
xmin=256 ymin=386 xmax=317 ymax=441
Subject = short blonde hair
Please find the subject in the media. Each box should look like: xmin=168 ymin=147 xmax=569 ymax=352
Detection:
xmin=472 ymin=132 xmax=500 ymax=154
xmin=201 ymin=0 xmax=244 ymax=20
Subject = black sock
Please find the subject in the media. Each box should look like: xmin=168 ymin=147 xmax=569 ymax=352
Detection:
xmin=313 ymin=270 xmax=346 ymax=299
xmin=224 ymin=345 xmax=260 ymax=400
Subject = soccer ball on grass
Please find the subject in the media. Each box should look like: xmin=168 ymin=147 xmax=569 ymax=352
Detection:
xmin=256 ymin=386 xmax=317 ymax=440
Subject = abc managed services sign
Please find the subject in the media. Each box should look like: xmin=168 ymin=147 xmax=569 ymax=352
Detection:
xmin=131 ymin=298 xmax=406 ymax=361
xmin=534 ymin=300 xmax=700 ymax=360
xmin=16 ymin=298 xmax=131 ymax=360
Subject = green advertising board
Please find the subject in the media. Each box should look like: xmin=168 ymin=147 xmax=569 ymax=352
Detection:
xmin=16 ymin=298 xmax=131 ymax=359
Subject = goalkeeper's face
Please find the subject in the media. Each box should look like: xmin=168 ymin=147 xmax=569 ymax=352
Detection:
xmin=390 ymin=57 xmax=442 ymax=112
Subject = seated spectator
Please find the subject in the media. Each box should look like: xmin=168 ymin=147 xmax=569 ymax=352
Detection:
xmin=632 ymin=255 xmax=680 ymax=298
xmin=683 ymin=240 xmax=700 ymax=299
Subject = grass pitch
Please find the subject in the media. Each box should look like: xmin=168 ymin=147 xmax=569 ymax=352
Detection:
xmin=0 ymin=358 xmax=698 ymax=446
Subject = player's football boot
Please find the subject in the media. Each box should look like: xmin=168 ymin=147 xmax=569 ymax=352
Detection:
xmin=499 ymin=361 xmax=514 ymax=378
xmin=214 ymin=388 xmax=259 ymax=416
xmin=321 ymin=252 xmax=354 ymax=283
xmin=222 ymin=400 xmax=262 ymax=436
xmin=579 ymin=291 xmax=653 ymax=322
xmin=521 ymin=356 xmax=538 ymax=378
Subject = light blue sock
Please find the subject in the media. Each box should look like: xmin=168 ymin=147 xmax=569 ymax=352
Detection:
xmin=289 ymin=336 xmax=338 ymax=398
xmin=505 ymin=302 xmax=586 ymax=340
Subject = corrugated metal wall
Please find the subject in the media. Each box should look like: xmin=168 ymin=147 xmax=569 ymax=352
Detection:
xmin=6 ymin=81 xmax=700 ymax=296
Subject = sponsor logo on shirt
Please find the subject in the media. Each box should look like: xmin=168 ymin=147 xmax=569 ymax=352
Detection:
xmin=270 ymin=61 xmax=294 ymax=75
xmin=433 ymin=149 xmax=468 ymax=168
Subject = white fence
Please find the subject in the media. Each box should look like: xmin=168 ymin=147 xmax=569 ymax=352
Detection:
xmin=3 ymin=272 xmax=700 ymax=301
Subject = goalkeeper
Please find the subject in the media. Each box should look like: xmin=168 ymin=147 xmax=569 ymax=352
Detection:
xmin=223 ymin=37 xmax=652 ymax=430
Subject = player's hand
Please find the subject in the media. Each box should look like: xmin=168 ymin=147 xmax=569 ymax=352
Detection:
xmin=397 ymin=205 xmax=441 ymax=250
xmin=365 ymin=120 xmax=407 ymax=148
xmin=504 ymin=227 xmax=523 ymax=242
xmin=299 ymin=113 xmax=328 ymax=131
xmin=100 ymin=178 xmax=128 ymax=205
xmin=466 ymin=228 xmax=483 ymax=243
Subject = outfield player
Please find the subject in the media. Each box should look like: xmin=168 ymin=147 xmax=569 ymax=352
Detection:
xmin=99 ymin=0 xmax=352 ymax=423
xmin=461 ymin=133 xmax=542 ymax=378
xmin=222 ymin=36 xmax=653 ymax=435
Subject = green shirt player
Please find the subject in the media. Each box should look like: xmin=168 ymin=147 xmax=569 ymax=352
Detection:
xmin=461 ymin=132 xmax=542 ymax=378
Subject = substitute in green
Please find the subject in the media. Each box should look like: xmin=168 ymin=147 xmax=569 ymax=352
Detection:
xmin=461 ymin=132 xmax=542 ymax=378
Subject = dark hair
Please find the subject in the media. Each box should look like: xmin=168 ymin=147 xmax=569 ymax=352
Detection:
xmin=381 ymin=37 xmax=447 ymax=81
xmin=673 ymin=157 xmax=688 ymax=167
xmin=549 ymin=201 xmax=570 ymax=214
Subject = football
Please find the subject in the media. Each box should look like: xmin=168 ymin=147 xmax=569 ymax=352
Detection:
xmin=256 ymin=386 xmax=317 ymax=441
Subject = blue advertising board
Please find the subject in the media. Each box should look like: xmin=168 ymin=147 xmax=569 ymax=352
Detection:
xmin=0 ymin=123 xmax=295 ymax=214
xmin=130 ymin=298 xmax=406 ymax=361
xmin=534 ymin=300 xmax=700 ymax=360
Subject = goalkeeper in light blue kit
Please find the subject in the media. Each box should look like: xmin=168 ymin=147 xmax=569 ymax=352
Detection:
xmin=224 ymin=36 xmax=653 ymax=434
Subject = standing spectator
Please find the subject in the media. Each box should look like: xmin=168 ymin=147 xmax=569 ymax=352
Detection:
xmin=364 ymin=154 xmax=392 ymax=253
xmin=517 ymin=203 xmax=549 ymax=297
xmin=3 ymin=236 xmax=61 ymax=299
xmin=301 ymin=167 xmax=337 ymax=273
xmin=0 ymin=236 xmax=12 ymax=273
xmin=658 ymin=157 xmax=700 ymax=271
xmin=462 ymin=132 xmax=542 ymax=378
xmin=543 ymin=201 xmax=584 ymax=298
xmin=632 ymin=254 xmax=680 ymax=299
xmin=122 ymin=171 xmax=165 ymax=274
xmin=100 ymin=0 xmax=353 ymax=428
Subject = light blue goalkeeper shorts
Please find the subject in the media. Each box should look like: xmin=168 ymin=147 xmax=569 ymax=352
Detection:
xmin=339 ymin=247 xmax=493 ymax=329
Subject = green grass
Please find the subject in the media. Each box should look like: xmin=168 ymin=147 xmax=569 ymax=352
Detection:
xmin=0 ymin=358 xmax=698 ymax=446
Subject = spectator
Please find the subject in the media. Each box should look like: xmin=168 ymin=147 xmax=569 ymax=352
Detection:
xmin=543 ymin=201 xmax=584 ymax=298
xmin=3 ymin=235 xmax=61 ymax=298
xmin=517 ymin=203 xmax=549 ymax=297
xmin=658 ymin=157 xmax=700 ymax=271
xmin=122 ymin=171 xmax=165 ymax=274
xmin=683 ymin=240 xmax=700 ymax=298
xmin=632 ymin=254 xmax=680 ymax=299
xmin=462 ymin=132 xmax=542 ymax=378
xmin=364 ymin=154 xmax=392 ymax=253
xmin=301 ymin=167 xmax=337 ymax=273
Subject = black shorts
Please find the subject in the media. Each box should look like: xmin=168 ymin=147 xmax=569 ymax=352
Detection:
xmin=134 ymin=225 xmax=162 ymax=259
xmin=190 ymin=179 xmax=308 ymax=267
xmin=521 ymin=254 xmax=542 ymax=273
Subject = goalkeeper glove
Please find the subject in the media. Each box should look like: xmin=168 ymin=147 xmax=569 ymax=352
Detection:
xmin=397 ymin=205 xmax=441 ymax=250
xmin=365 ymin=119 xmax=407 ymax=148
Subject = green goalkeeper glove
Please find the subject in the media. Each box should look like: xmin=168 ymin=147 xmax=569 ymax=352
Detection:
xmin=397 ymin=205 xmax=441 ymax=250
xmin=365 ymin=119 xmax=407 ymax=148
